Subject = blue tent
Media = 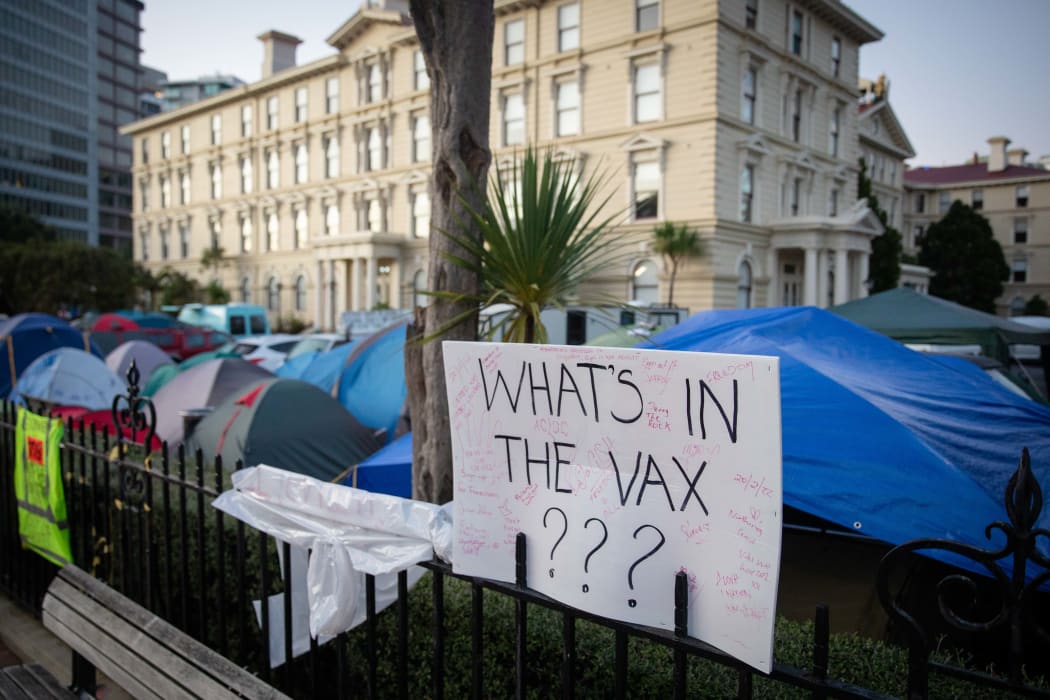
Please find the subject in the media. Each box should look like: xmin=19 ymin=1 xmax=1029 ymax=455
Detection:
xmin=339 ymin=431 xmax=413 ymax=497
xmin=638 ymin=306 xmax=1050 ymax=576
xmin=0 ymin=313 xmax=103 ymax=398
xmin=275 ymin=342 xmax=357 ymax=390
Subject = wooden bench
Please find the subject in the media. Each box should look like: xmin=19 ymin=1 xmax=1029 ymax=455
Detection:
xmin=41 ymin=565 xmax=291 ymax=700
xmin=0 ymin=663 xmax=74 ymax=699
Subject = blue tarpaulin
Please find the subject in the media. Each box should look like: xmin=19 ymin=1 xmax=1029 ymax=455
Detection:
xmin=637 ymin=306 xmax=1050 ymax=575
xmin=339 ymin=430 xmax=413 ymax=498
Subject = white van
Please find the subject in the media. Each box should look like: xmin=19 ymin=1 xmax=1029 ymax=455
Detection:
xmin=177 ymin=303 xmax=271 ymax=338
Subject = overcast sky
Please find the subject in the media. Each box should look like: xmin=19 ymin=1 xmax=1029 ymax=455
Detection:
xmin=140 ymin=0 xmax=1050 ymax=167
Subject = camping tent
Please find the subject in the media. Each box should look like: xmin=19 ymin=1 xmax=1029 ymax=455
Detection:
xmin=0 ymin=313 xmax=102 ymax=398
xmin=150 ymin=357 xmax=274 ymax=447
xmin=142 ymin=349 xmax=241 ymax=396
xmin=183 ymin=378 xmax=382 ymax=480
xmin=338 ymin=430 xmax=413 ymax=497
xmin=638 ymin=306 xmax=1050 ymax=577
xmin=274 ymin=342 xmax=357 ymax=390
xmin=830 ymin=287 xmax=1050 ymax=362
xmin=105 ymin=340 xmax=174 ymax=386
xmin=10 ymin=347 xmax=125 ymax=411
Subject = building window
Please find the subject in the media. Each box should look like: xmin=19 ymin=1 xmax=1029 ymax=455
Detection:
xmin=790 ymin=10 xmax=803 ymax=56
xmin=1014 ymin=218 xmax=1028 ymax=244
xmin=267 ymin=96 xmax=278 ymax=130
xmin=161 ymin=131 xmax=171 ymax=159
xmin=413 ymin=114 xmax=431 ymax=162
xmin=632 ymin=160 xmax=660 ymax=220
xmin=267 ymin=211 xmax=279 ymax=251
xmin=412 ymin=190 xmax=430 ymax=238
xmin=1016 ymin=185 xmax=1029 ymax=207
xmin=294 ymin=207 xmax=308 ymax=249
xmin=915 ymin=192 xmax=925 ymax=214
xmin=179 ymin=170 xmax=190 ymax=204
xmin=140 ymin=178 xmax=150 ymax=212
xmin=502 ymin=93 xmax=525 ymax=146
xmin=295 ymin=87 xmax=307 ymax=123
xmin=829 ymin=188 xmax=839 ymax=217
xmin=178 ymin=222 xmax=189 ymax=258
xmin=745 ymin=0 xmax=758 ymax=29
xmin=741 ymin=67 xmax=756 ymax=125
xmin=159 ymin=227 xmax=169 ymax=261
xmin=240 ymin=215 xmax=253 ymax=252
xmin=636 ymin=0 xmax=659 ymax=32
xmin=267 ymin=277 xmax=280 ymax=312
xmin=326 ymin=78 xmax=339 ymax=114
xmin=141 ymin=138 xmax=149 ymax=164
xmin=367 ymin=127 xmax=383 ymax=171
xmin=240 ymin=276 xmax=252 ymax=303
xmin=791 ymin=88 xmax=802 ymax=142
xmin=367 ymin=198 xmax=383 ymax=233
xmin=790 ymin=177 xmax=802 ymax=216
xmin=240 ymin=156 xmax=253 ymax=194
xmin=938 ymin=191 xmax=950 ymax=214
xmin=208 ymin=217 xmax=220 ymax=250
xmin=241 ymin=104 xmax=253 ymax=137
xmin=324 ymin=135 xmax=340 ymax=178
xmin=324 ymin=203 xmax=340 ymax=236
xmin=140 ymin=229 xmax=149 ymax=261
xmin=210 ymin=163 xmax=222 ymax=199
xmin=294 ymin=142 xmax=308 ymax=184
xmin=1012 ymin=259 xmax=1027 ymax=283
xmin=740 ymin=165 xmax=754 ymax=223
xmin=555 ymin=80 xmax=580 ymax=136
xmin=912 ymin=224 xmax=923 ymax=248
xmin=631 ymin=259 xmax=659 ymax=304
xmin=414 ymin=50 xmax=430 ymax=91
xmin=413 ymin=270 xmax=429 ymax=308
xmin=504 ymin=19 xmax=524 ymax=65
xmin=831 ymin=37 xmax=841 ymax=78
xmin=294 ymin=275 xmax=307 ymax=312
xmin=368 ymin=63 xmax=383 ymax=103
xmin=159 ymin=175 xmax=171 ymax=208
xmin=633 ymin=62 xmax=660 ymax=123
xmin=558 ymin=3 xmax=580 ymax=52
xmin=829 ymin=105 xmax=840 ymax=157
xmin=737 ymin=261 xmax=753 ymax=309
xmin=181 ymin=125 xmax=190 ymax=154
xmin=211 ymin=114 xmax=222 ymax=145
xmin=972 ymin=189 xmax=983 ymax=210
xmin=266 ymin=149 xmax=279 ymax=189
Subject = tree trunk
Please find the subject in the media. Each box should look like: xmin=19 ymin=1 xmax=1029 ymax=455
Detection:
xmin=406 ymin=0 xmax=494 ymax=504
xmin=667 ymin=259 xmax=678 ymax=307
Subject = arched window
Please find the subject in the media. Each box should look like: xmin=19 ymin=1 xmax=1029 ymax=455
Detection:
xmin=240 ymin=276 xmax=251 ymax=303
xmin=631 ymin=259 xmax=659 ymax=305
xmin=1010 ymin=296 xmax=1026 ymax=317
xmin=736 ymin=260 xmax=753 ymax=309
xmin=413 ymin=270 xmax=429 ymax=308
xmin=267 ymin=276 xmax=281 ymax=312
xmin=294 ymin=275 xmax=307 ymax=312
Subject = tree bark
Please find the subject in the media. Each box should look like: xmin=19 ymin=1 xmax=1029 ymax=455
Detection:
xmin=406 ymin=0 xmax=494 ymax=504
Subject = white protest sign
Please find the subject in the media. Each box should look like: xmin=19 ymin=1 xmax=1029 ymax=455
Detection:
xmin=443 ymin=341 xmax=782 ymax=673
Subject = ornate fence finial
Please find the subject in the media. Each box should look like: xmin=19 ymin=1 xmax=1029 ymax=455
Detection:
xmin=111 ymin=359 xmax=157 ymax=451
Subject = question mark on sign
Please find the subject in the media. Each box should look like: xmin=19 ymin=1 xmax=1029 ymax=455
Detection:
xmin=581 ymin=517 xmax=608 ymax=593
xmin=543 ymin=507 xmax=568 ymax=579
xmin=627 ymin=524 xmax=666 ymax=608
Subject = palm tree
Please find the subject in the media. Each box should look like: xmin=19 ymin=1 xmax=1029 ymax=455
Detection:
xmin=650 ymin=221 xmax=702 ymax=307
xmin=436 ymin=147 xmax=626 ymax=343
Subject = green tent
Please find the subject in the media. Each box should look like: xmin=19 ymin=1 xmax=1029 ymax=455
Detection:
xmin=143 ymin=350 xmax=240 ymax=396
xmin=830 ymin=287 xmax=1050 ymax=363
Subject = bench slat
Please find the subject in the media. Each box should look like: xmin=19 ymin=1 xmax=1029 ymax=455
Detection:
xmin=43 ymin=566 xmax=290 ymax=700
xmin=0 ymin=664 xmax=73 ymax=700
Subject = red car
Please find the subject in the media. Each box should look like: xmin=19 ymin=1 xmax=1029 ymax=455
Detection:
xmin=90 ymin=312 xmax=232 ymax=361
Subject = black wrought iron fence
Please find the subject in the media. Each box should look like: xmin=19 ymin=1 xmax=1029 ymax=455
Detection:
xmin=1 ymin=374 xmax=1050 ymax=698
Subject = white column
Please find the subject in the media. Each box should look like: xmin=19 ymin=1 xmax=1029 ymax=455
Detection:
xmin=315 ymin=260 xmax=325 ymax=330
xmin=390 ymin=259 xmax=402 ymax=309
xmin=768 ymin=249 xmax=780 ymax=306
xmin=366 ymin=256 xmax=377 ymax=310
xmin=834 ymin=248 xmax=849 ymax=305
xmin=350 ymin=258 xmax=361 ymax=310
xmin=335 ymin=260 xmax=346 ymax=321
xmin=803 ymin=247 xmax=818 ymax=306
xmin=859 ymin=252 xmax=870 ymax=298
xmin=816 ymin=249 xmax=829 ymax=308
xmin=327 ymin=260 xmax=337 ymax=329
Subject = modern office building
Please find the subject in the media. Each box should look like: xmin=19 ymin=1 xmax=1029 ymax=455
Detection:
xmin=124 ymin=0 xmax=889 ymax=329
xmin=0 ymin=0 xmax=146 ymax=250
xmin=904 ymin=137 xmax=1050 ymax=316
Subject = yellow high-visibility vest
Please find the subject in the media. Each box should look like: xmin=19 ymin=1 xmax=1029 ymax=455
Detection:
xmin=14 ymin=407 xmax=72 ymax=567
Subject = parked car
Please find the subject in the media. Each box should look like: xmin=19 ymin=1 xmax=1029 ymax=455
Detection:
xmin=229 ymin=334 xmax=300 ymax=371
xmin=285 ymin=333 xmax=350 ymax=360
xmin=177 ymin=303 xmax=271 ymax=338
xmin=90 ymin=312 xmax=232 ymax=361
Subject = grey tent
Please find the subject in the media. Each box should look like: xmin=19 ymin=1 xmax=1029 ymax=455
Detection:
xmin=151 ymin=357 xmax=273 ymax=447
xmin=105 ymin=340 xmax=174 ymax=386
xmin=183 ymin=377 xmax=382 ymax=481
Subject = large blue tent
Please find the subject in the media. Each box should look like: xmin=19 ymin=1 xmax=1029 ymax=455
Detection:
xmin=339 ymin=430 xmax=413 ymax=497
xmin=0 ymin=313 xmax=103 ymax=398
xmin=638 ymin=306 xmax=1050 ymax=575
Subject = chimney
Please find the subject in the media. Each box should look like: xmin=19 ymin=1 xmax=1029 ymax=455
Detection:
xmin=987 ymin=136 xmax=1010 ymax=173
xmin=258 ymin=31 xmax=302 ymax=79
xmin=1007 ymin=147 xmax=1028 ymax=166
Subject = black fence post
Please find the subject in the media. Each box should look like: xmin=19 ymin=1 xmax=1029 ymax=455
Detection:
xmin=515 ymin=532 xmax=527 ymax=700
xmin=673 ymin=570 xmax=688 ymax=700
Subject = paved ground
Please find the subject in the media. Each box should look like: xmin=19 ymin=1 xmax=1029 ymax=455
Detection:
xmin=0 ymin=594 xmax=131 ymax=699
